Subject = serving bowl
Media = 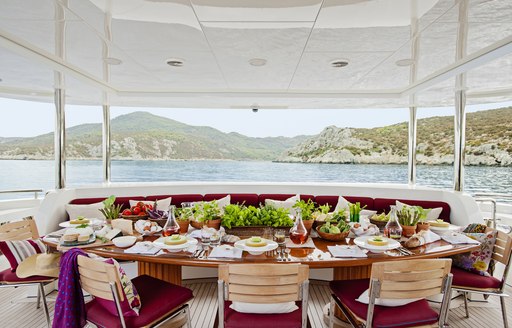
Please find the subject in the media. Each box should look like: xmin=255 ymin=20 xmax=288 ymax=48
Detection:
xmin=112 ymin=236 xmax=137 ymax=248
xmin=316 ymin=226 xmax=349 ymax=242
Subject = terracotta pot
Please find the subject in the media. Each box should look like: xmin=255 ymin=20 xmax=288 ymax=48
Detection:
xmin=302 ymin=219 xmax=314 ymax=234
xmin=190 ymin=220 xmax=204 ymax=230
xmin=401 ymin=224 xmax=417 ymax=237
xmin=206 ymin=219 xmax=221 ymax=230
xmin=416 ymin=222 xmax=430 ymax=233
xmin=177 ymin=220 xmax=190 ymax=234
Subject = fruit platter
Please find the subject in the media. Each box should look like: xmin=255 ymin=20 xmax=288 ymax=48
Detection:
xmin=122 ymin=201 xmax=151 ymax=220
xmin=316 ymin=221 xmax=351 ymax=241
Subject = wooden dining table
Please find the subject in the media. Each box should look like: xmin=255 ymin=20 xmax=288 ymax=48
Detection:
xmin=80 ymin=236 xmax=478 ymax=286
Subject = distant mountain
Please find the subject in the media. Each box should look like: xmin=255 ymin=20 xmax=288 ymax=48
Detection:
xmin=0 ymin=112 xmax=308 ymax=161
xmin=279 ymin=107 xmax=512 ymax=166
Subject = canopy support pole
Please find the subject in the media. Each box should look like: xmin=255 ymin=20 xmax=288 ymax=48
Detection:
xmin=408 ymin=106 xmax=418 ymax=185
xmin=102 ymin=105 xmax=111 ymax=183
xmin=454 ymin=0 xmax=468 ymax=192
xmin=454 ymin=90 xmax=466 ymax=192
xmin=54 ymin=88 xmax=66 ymax=189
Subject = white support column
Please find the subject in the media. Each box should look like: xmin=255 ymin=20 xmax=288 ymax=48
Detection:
xmin=408 ymin=106 xmax=418 ymax=185
xmin=102 ymin=105 xmax=111 ymax=183
xmin=454 ymin=90 xmax=466 ymax=191
xmin=54 ymin=88 xmax=66 ymax=189
xmin=454 ymin=0 xmax=468 ymax=192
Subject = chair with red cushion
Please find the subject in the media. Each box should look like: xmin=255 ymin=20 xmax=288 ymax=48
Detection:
xmin=329 ymin=259 xmax=453 ymax=328
xmin=77 ymin=255 xmax=193 ymax=328
xmin=0 ymin=218 xmax=54 ymax=327
xmin=217 ymin=263 xmax=310 ymax=328
xmin=451 ymin=228 xmax=512 ymax=327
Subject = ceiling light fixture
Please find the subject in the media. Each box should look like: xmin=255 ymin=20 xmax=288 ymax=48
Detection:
xmin=104 ymin=57 xmax=122 ymax=65
xmin=395 ymin=59 xmax=414 ymax=67
xmin=166 ymin=58 xmax=184 ymax=67
xmin=330 ymin=59 xmax=349 ymax=68
xmin=249 ymin=58 xmax=267 ymax=67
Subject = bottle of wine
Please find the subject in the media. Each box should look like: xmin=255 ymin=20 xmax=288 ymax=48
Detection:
xmin=289 ymin=208 xmax=308 ymax=244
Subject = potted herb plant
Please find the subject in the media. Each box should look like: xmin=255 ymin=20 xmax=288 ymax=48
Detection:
xmin=192 ymin=201 xmax=222 ymax=230
xmin=415 ymin=206 xmax=432 ymax=232
xmin=99 ymin=195 xmax=123 ymax=224
xmin=293 ymin=199 xmax=316 ymax=233
xmin=397 ymin=206 xmax=421 ymax=237
xmin=176 ymin=207 xmax=193 ymax=233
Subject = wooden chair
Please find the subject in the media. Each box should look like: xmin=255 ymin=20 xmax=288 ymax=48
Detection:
xmin=451 ymin=228 xmax=512 ymax=328
xmin=329 ymin=259 xmax=453 ymax=328
xmin=0 ymin=218 xmax=53 ymax=327
xmin=217 ymin=263 xmax=309 ymax=328
xmin=77 ymin=255 xmax=193 ymax=328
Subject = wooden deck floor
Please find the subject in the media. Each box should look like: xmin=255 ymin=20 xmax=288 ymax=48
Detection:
xmin=0 ymin=279 xmax=511 ymax=328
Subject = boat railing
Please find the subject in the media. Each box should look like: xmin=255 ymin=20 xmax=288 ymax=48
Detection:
xmin=474 ymin=193 xmax=512 ymax=232
xmin=0 ymin=189 xmax=43 ymax=200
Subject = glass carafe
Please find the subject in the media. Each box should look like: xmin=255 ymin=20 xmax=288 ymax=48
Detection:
xmin=163 ymin=205 xmax=180 ymax=236
xmin=289 ymin=208 xmax=308 ymax=244
xmin=384 ymin=206 xmax=402 ymax=240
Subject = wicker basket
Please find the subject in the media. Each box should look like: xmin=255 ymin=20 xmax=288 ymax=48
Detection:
xmin=315 ymin=226 xmax=349 ymax=242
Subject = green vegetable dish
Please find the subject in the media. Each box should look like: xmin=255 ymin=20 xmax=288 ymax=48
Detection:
xmin=319 ymin=221 xmax=350 ymax=234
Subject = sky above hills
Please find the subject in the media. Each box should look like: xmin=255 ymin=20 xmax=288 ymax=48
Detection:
xmin=1 ymin=97 xmax=511 ymax=138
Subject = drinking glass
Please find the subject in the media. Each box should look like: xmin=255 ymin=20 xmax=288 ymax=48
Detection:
xmin=274 ymin=229 xmax=286 ymax=246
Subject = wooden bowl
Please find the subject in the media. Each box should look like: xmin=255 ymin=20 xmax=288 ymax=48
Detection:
xmin=121 ymin=214 xmax=149 ymax=221
xmin=315 ymin=226 xmax=349 ymax=242
xmin=369 ymin=218 xmax=388 ymax=230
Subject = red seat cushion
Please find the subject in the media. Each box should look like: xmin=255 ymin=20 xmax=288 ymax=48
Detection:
xmin=314 ymin=196 xmax=340 ymax=210
xmin=329 ymin=279 xmax=439 ymax=328
xmin=86 ymin=275 xmax=193 ymax=328
xmin=0 ymin=268 xmax=54 ymax=284
xmin=204 ymin=193 xmax=259 ymax=207
xmin=224 ymin=301 xmax=303 ymax=328
xmin=451 ymin=267 xmax=502 ymax=290
xmin=70 ymin=197 xmax=141 ymax=211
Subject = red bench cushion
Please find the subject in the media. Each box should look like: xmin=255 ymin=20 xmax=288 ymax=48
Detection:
xmin=146 ymin=194 xmax=203 ymax=206
xmin=69 ymin=197 xmax=141 ymax=211
xmin=204 ymin=193 xmax=259 ymax=207
xmin=374 ymin=198 xmax=451 ymax=222
xmin=258 ymin=194 xmax=314 ymax=206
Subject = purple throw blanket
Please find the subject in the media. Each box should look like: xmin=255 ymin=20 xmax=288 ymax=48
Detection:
xmin=52 ymin=248 xmax=88 ymax=328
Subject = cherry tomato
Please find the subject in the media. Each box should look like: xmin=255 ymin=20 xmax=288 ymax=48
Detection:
xmin=133 ymin=207 xmax=141 ymax=215
xmin=122 ymin=209 xmax=132 ymax=216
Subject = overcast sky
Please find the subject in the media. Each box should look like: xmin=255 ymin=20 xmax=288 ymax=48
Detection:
xmin=1 ymin=97 xmax=511 ymax=138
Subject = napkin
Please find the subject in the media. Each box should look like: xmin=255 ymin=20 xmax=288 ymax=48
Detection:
xmin=441 ymin=232 xmax=481 ymax=245
xmin=285 ymin=237 xmax=316 ymax=248
xmin=328 ymin=245 xmax=367 ymax=258
xmin=208 ymin=245 xmax=243 ymax=259
xmin=404 ymin=230 xmax=441 ymax=248
xmin=124 ymin=242 xmax=161 ymax=255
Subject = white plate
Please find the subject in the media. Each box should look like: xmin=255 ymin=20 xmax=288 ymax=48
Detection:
xmin=153 ymin=236 xmax=198 ymax=250
xmin=59 ymin=218 xmax=104 ymax=228
xmin=354 ymin=236 xmax=400 ymax=253
xmin=234 ymin=238 xmax=278 ymax=255
xmin=429 ymin=224 xmax=461 ymax=235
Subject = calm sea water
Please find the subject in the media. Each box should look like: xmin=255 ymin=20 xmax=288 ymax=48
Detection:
xmin=0 ymin=160 xmax=511 ymax=200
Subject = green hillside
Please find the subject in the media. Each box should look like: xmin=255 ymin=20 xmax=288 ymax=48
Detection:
xmin=0 ymin=112 xmax=306 ymax=161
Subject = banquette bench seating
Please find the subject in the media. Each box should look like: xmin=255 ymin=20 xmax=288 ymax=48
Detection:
xmin=68 ymin=193 xmax=452 ymax=222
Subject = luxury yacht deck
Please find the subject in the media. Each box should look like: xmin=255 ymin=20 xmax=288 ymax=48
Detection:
xmin=1 ymin=259 xmax=510 ymax=328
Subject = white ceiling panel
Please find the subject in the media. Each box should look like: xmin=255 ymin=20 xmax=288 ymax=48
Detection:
xmin=307 ymin=26 xmax=410 ymax=53
xmin=191 ymin=0 xmax=322 ymax=22
xmin=202 ymin=22 xmax=312 ymax=89
xmin=290 ymin=52 xmax=394 ymax=90
xmin=117 ymin=50 xmax=227 ymax=89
